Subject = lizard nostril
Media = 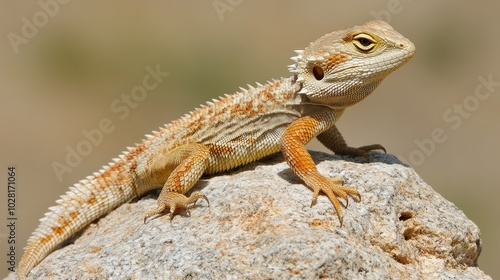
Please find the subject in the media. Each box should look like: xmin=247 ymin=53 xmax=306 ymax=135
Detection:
xmin=312 ymin=66 xmax=324 ymax=81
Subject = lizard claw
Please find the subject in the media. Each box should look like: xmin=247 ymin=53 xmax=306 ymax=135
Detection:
xmin=357 ymin=144 xmax=386 ymax=155
xmin=144 ymin=191 xmax=209 ymax=224
xmin=335 ymin=144 xmax=386 ymax=157
xmin=308 ymin=175 xmax=360 ymax=226
xmin=144 ymin=204 xmax=166 ymax=224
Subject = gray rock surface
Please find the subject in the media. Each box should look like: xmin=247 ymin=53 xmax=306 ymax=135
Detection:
xmin=14 ymin=151 xmax=490 ymax=279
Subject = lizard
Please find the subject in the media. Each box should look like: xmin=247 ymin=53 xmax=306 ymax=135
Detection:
xmin=17 ymin=20 xmax=415 ymax=279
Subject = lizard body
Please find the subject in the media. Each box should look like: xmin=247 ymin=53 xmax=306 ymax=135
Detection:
xmin=17 ymin=20 xmax=414 ymax=279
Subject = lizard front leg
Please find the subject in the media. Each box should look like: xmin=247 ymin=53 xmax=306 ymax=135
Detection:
xmin=279 ymin=108 xmax=360 ymax=225
xmin=317 ymin=125 xmax=385 ymax=157
xmin=144 ymin=143 xmax=210 ymax=223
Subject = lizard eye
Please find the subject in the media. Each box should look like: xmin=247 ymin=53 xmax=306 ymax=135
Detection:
xmin=312 ymin=66 xmax=324 ymax=80
xmin=352 ymin=33 xmax=377 ymax=52
xmin=358 ymin=38 xmax=371 ymax=47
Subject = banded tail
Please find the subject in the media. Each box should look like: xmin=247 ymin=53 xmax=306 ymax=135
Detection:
xmin=17 ymin=158 xmax=137 ymax=279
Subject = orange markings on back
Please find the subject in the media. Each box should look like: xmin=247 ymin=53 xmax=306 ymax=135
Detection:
xmin=260 ymin=86 xmax=276 ymax=103
xmin=125 ymin=144 xmax=146 ymax=162
xmin=243 ymin=101 xmax=259 ymax=118
xmin=228 ymin=100 xmax=258 ymax=118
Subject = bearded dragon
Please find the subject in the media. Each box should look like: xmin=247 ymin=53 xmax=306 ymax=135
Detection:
xmin=17 ymin=20 xmax=415 ymax=279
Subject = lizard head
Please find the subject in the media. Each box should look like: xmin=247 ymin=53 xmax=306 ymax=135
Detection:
xmin=289 ymin=20 xmax=415 ymax=107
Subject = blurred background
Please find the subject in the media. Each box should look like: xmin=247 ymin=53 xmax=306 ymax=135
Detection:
xmin=1 ymin=1 xmax=498 ymax=278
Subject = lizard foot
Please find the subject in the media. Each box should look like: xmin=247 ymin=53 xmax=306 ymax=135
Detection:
xmin=144 ymin=191 xmax=209 ymax=224
xmin=308 ymin=176 xmax=361 ymax=226
xmin=336 ymin=144 xmax=386 ymax=157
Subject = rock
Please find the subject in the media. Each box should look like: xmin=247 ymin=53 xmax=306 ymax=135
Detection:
xmin=17 ymin=151 xmax=490 ymax=279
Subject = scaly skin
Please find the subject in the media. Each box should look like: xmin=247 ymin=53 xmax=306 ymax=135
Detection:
xmin=17 ymin=20 xmax=415 ymax=279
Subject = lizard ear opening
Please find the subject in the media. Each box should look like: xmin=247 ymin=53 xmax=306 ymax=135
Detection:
xmin=312 ymin=66 xmax=324 ymax=81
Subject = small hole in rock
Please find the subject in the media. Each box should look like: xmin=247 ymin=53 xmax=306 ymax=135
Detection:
xmin=399 ymin=211 xmax=413 ymax=221
xmin=403 ymin=228 xmax=415 ymax=241
xmin=393 ymin=254 xmax=410 ymax=264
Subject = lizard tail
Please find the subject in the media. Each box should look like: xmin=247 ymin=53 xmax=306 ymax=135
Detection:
xmin=17 ymin=159 xmax=137 ymax=279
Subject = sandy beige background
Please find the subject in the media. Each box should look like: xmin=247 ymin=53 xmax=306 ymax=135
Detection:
xmin=1 ymin=1 xmax=498 ymax=278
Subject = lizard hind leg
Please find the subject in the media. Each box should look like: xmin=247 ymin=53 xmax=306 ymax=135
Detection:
xmin=143 ymin=143 xmax=211 ymax=224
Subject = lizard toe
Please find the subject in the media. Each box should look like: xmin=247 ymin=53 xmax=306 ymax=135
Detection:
xmin=144 ymin=191 xmax=209 ymax=223
xmin=307 ymin=175 xmax=361 ymax=226
xmin=144 ymin=205 xmax=166 ymax=224
xmin=358 ymin=144 xmax=386 ymax=154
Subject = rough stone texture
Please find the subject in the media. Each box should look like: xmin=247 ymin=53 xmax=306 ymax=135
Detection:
xmin=12 ymin=151 xmax=490 ymax=279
